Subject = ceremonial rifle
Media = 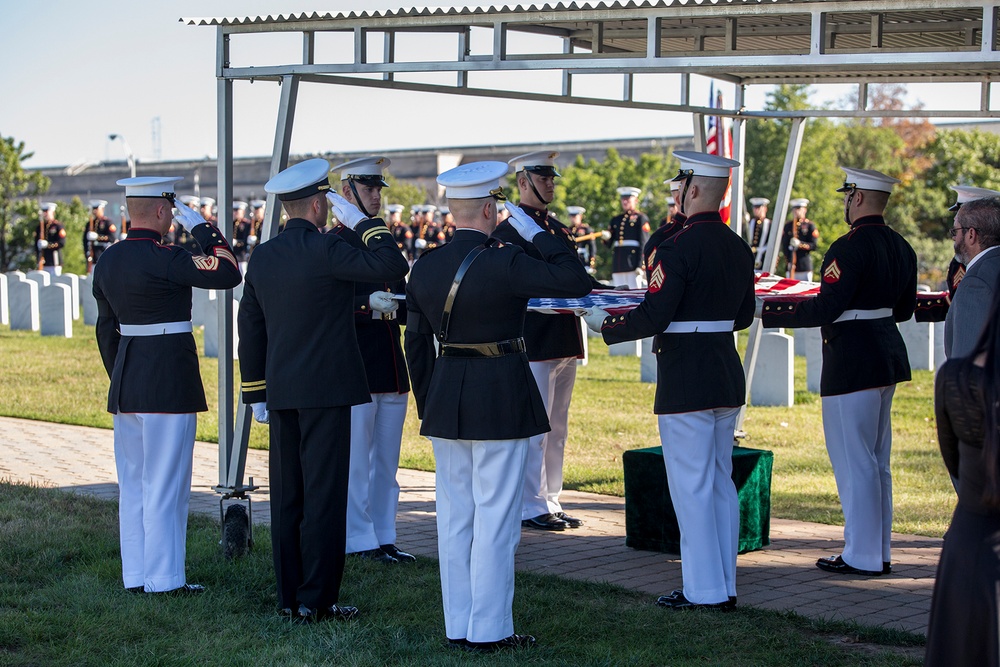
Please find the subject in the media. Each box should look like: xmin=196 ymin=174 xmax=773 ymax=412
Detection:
xmin=86 ymin=211 xmax=96 ymax=269
xmin=572 ymin=230 xmax=604 ymax=243
xmin=788 ymin=217 xmax=799 ymax=277
xmin=37 ymin=213 xmax=45 ymax=270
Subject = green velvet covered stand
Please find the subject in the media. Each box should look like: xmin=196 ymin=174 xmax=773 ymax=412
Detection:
xmin=622 ymin=445 xmax=773 ymax=555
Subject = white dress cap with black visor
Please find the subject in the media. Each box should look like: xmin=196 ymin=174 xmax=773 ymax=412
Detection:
xmin=437 ymin=161 xmax=510 ymax=200
xmin=116 ymin=176 xmax=184 ymax=203
xmin=264 ymin=158 xmax=331 ymax=202
xmin=949 ymin=185 xmax=1000 ymax=212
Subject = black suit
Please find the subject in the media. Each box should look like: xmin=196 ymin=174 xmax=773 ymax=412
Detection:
xmin=237 ymin=216 xmax=408 ymax=610
xmin=405 ymin=228 xmax=593 ymax=440
xmin=605 ymin=210 xmax=649 ymax=273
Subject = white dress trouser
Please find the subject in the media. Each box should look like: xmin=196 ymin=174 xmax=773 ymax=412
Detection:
xmin=346 ymin=392 xmax=408 ymax=553
xmin=43 ymin=266 xmax=62 ymax=277
xmin=822 ymin=385 xmax=895 ymax=572
xmin=432 ymin=437 xmax=528 ymax=643
xmin=612 ymin=270 xmax=645 ymax=289
xmin=113 ymin=412 xmax=197 ymax=592
xmin=522 ymin=357 xmax=577 ymax=518
xmin=658 ymin=407 xmax=740 ymax=605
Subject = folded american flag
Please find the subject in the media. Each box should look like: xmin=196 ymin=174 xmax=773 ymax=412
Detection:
xmin=527 ymin=273 xmax=825 ymax=315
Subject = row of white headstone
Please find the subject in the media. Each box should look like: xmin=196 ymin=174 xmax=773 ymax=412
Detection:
xmin=588 ymin=315 xmax=945 ymax=407
xmin=0 ymin=270 xmax=240 ymax=359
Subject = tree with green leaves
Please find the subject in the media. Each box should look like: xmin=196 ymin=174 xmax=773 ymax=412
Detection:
xmin=0 ymin=135 xmax=50 ymax=271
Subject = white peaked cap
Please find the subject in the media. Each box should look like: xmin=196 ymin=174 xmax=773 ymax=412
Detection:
xmin=116 ymin=176 xmax=183 ymax=198
xmin=264 ymin=158 xmax=332 ymax=201
xmin=179 ymin=195 xmax=201 ymax=206
xmin=617 ymin=186 xmax=641 ymax=198
xmin=437 ymin=161 xmax=510 ymax=200
xmin=386 ymin=204 xmax=404 ymax=214
xmin=232 ymin=201 xmax=248 ymax=210
xmin=250 ymin=199 xmax=266 ymax=209
xmin=838 ymin=167 xmax=900 ymax=193
xmin=749 ymin=197 xmax=770 ymax=206
xmin=665 ymin=196 xmax=676 ymax=206
xmin=331 ymin=156 xmax=390 ymax=183
xmin=89 ymin=199 xmax=108 ymax=209
xmin=200 ymin=197 xmax=216 ymax=207
xmin=949 ymin=185 xmax=1000 ymax=211
xmin=40 ymin=202 xmax=57 ymax=211
xmin=671 ymin=151 xmax=740 ymax=179
xmin=566 ymin=206 xmax=586 ymax=216
xmin=508 ymin=150 xmax=560 ymax=176
xmin=790 ymin=198 xmax=810 ymax=208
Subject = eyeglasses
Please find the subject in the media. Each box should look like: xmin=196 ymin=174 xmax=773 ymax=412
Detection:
xmin=949 ymin=226 xmax=978 ymax=238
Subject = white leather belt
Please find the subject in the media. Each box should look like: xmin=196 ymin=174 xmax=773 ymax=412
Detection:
xmin=119 ymin=321 xmax=193 ymax=336
xmin=664 ymin=320 xmax=735 ymax=334
xmin=613 ymin=240 xmax=640 ymax=248
xmin=833 ymin=308 xmax=892 ymax=323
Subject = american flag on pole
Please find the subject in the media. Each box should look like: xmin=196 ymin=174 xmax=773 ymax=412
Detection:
xmin=706 ymin=82 xmax=733 ymax=225
xmin=527 ymin=273 xmax=822 ymax=315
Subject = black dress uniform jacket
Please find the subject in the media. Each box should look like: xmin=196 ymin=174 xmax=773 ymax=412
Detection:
xmin=405 ymin=228 xmax=593 ymax=440
xmin=761 ymin=215 xmax=917 ymax=396
xmin=233 ymin=220 xmax=252 ymax=262
xmin=83 ymin=215 xmax=117 ymax=265
xmin=329 ymin=224 xmax=410 ymax=394
xmin=601 ymin=211 xmax=756 ymax=414
xmin=238 ymin=217 xmax=409 ymax=410
xmin=492 ymin=205 xmax=602 ymax=361
xmin=93 ymin=224 xmax=242 ymax=414
xmin=605 ymin=210 xmax=650 ymax=272
xmin=35 ymin=220 xmax=66 ymax=268
xmin=780 ymin=218 xmax=819 ymax=272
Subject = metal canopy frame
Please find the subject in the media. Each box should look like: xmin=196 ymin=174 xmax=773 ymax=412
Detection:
xmin=185 ymin=0 xmax=1000 ymax=495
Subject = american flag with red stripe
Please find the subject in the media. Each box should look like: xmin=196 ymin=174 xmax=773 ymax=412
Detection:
xmin=527 ymin=273 xmax=823 ymax=315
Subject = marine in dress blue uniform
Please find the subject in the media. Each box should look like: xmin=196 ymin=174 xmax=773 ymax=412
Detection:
xmin=567 ymin=206 xmax=597 ymax=273
xmin=643 ymin=182 xmax=686 ymax=283
xmin=780 ymin=198 xmax=819 ymax=280
xmin=747 ymin=197 xmax=771 ymax=271
xmin=84 ymin=199 xmax=118 ymax=272
xmin=231 ymin=200 xmax=252 ymax=269
xmin=330 ymin=157 xmax=416 ymax=565
xmin=35 ymin=202 xmax=66 ymax=275
xmin=603 ymin=186 xmax=650 ymax=288
xmin=237 ymin=159 xmax=409 ymax=621
xmin=760 ymin=167 xmax=917 ymax=576
xmin=94 ymin=176 xmax=242 ymax=594
xmin=586 ymin=151 xmax=755 ymax=610
xmin=492 ymin=151 xmax=603 ymax=532
xmin=405 ymin=162 xmax=591 ymax=651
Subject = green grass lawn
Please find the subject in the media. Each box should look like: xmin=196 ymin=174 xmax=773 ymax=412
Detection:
xmin=0 ymin=482 xmax=924 ymax=666
xmin=0 ymin=319 xmax=954 ymax=536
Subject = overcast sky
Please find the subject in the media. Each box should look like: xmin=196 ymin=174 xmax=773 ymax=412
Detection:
xmin=2 ymin=0 xmax=988 ymax=169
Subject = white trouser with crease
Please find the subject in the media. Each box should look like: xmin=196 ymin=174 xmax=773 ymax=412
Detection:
xmin=114 ymin=412 xmax=196 ymax=592
xmin=345 ymin=392 xmax=408 ymax=553
xmin=658 ymin=407 xmax=740 ymax=605
xmin=432 ymin=437 xmax=528 ymax=643
xmin=822 ymin=385 xmax=895 ymax=572
xmin=522 ymin=357 xmax=577 ymax=519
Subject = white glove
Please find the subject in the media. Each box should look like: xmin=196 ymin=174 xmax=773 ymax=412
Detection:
xmin=120 ymin=233 xmax=127 ymax=240
xmin=173 ymin=200 xmax=205 ymax=228
xmin=754 ymin=296 xmax=764 ymax=318
xmin=251 ymin=402 xmax=269 ymax=424
xmin=86 ymin=231 xmax=99 ymax=241
xmin=36 ymin=239 xmax=49 ymax=250
xmin=601 ymin=230 xmax=612 ymax=241
xmin=369 ymin=291 xmax=399 ymax=315
xmin=788 ymin=237 xmax=802 ymax=251
xmin=326 ymin=192 xmax=368 ymax=230
xmin=583 ymin=308 xmax=610 ymax=332
xmin=414 ymin=238 xmax=427 ymax=249
xmin=504 ymin=202 xmax=544 ymax=242
xmin=247 ymin=235 xmax=258 ymax=246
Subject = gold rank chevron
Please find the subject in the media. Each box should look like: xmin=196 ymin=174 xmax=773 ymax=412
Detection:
xmin=361 ymin=224 xmax=390 ymax=245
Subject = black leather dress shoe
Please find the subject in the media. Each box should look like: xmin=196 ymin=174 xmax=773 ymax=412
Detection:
xmin=553 ymin=511 xmax=583 ymax=528
xmin=815 ymin=554 xmax=884 ymax=577
xmin=655 ymin=591 xmax=736 ymax=611
xmin=446 ymin=638 xmax=469 ymax=650
xmin=521 ymin=513 xmax=567 ymax=531
xmin=353 ymin=547 xmax=398 ymax=564
xmin=883 ymin=561 xmax=892 ymax=574
xmin=380 ymin=544 xmax=416 ymax=563
xmin=296 ymin=603 xmax=360 ymax=622
xmin=466 ymin=634 xmax=537 ymax=653
xmin=156 ymin=583 xmax=205 ymax=596
xmin=125 ymin=586 xmax=144 ymax=594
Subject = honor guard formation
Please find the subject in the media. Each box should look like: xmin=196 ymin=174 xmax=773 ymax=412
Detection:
xmin=67 ymin=144 xmax=1000 ymax=660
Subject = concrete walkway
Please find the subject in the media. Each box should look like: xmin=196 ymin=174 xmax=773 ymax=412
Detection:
xmin=0 ymin=415 xmax=939 ymax=636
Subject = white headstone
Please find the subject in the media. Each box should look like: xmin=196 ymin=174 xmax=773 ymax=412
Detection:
xmin=793 ymin=326 xmax=818 ymax=356
xmin=51 ymin=273 xmax=80 ymax=320
xmin=750 ymin=331 xmax=794 ymax=406
xmin=8 ymin=276 xmax=40 ymax=331
xmin=25 ymin=270 xmax=50 ymax=288
xmin=803 ymin=327 xmax=823 ymax=394
xmin=899 ymin=317 xmax=934 ymax=371
xmin=78 ymin=274 xmax=98 ymax=326
xmin=203 ymin=297 xmax=239 ymax=359
xmin=4 ymin=270 xmax=26 ymax=280
xmin=934 ymin=321 xmax=947 ymax=371
xmin=609 ymin=340 xmax=641 ymax=357
xmin=640 ymin=337 xmax=656 ymax=383
xmin=39 ymin=283 xmax=72 ymax=337
xmin=0 ymin=273 xmax=7 ymax=326
xmin=192 ymin=288 xmax=216 ymax=327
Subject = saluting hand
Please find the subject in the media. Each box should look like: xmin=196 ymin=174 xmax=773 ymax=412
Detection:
xmin=504 ymin=202 xmax=544 ymax=242
xmin=326 ymin=192 xmax=368 ymax=230
xmin=173 ymin=199 xmax=206 ymax=228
